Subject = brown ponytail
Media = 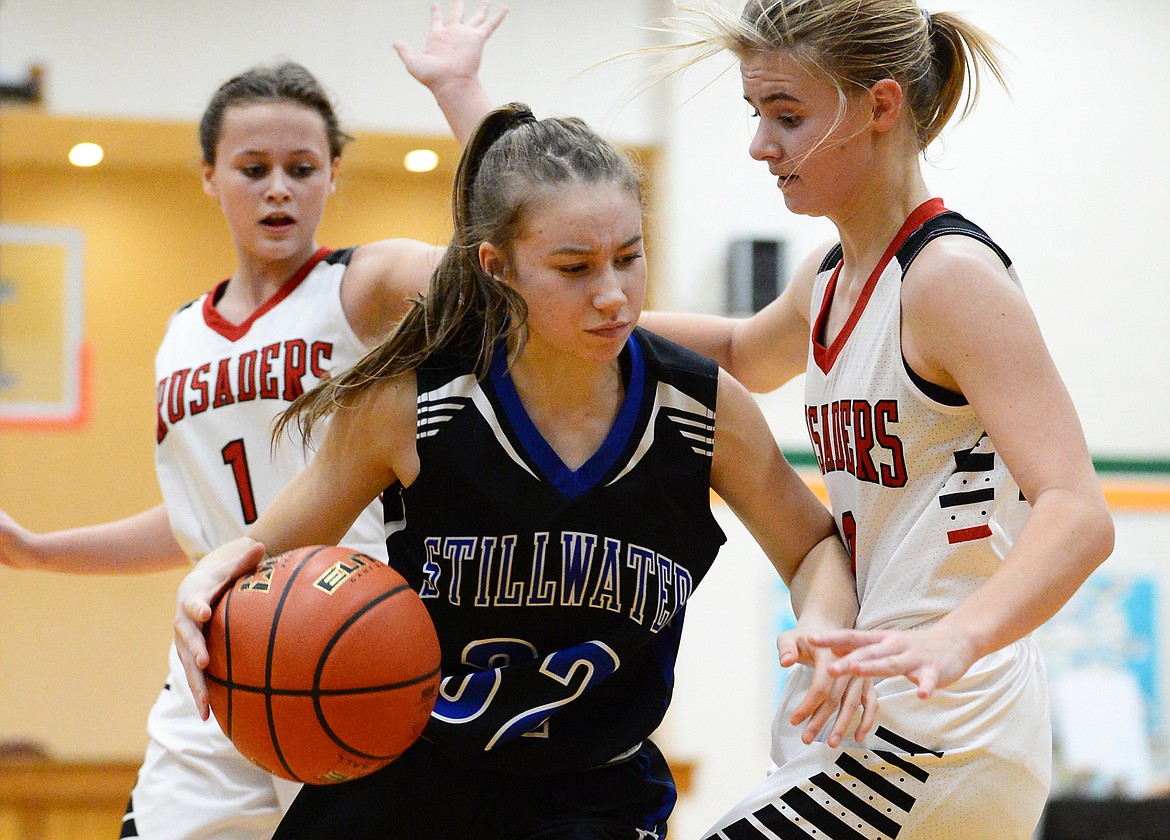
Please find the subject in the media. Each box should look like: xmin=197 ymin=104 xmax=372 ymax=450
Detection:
xmin=275 ymin=103 xmax=643 ymax=451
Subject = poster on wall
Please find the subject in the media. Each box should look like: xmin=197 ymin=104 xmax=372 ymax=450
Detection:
xmin=0 ymin=224 xmax=89 ymax=428
xmin=1034 ymin=508 xmax=1166 ymax=797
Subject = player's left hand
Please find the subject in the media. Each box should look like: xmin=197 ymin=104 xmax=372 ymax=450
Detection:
xmin=393 ymin=1 xmax=508 ymax=91
xmin=779 ymin=628 xmax=878 ymax=748
xmin=807 ymin=626 xmax=978 ymax=699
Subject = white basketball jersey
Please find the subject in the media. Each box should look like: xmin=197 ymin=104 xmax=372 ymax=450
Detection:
xmin=155 ymin=247 xmax=385 ymax=562
xmin=703 ymin=200 xmax=1053 ymax=840
xmin=803 ymin=200 xmax=1032 ymax=633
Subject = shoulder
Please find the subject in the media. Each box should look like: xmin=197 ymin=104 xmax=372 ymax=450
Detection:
xmin=634 ymin=327 xmax=718 ymax=379
xmin=902 ymin=233 xmax=1023 ymax=321
xmin=784 ymin=238 xmax=839 ymax=312
xmin=805 ymin=238 xmax=842 ymax=276
xmin=159 ymin=294 xmax=206 ymax=338
xmin=329 ymin=371 xmax=420 ymax=458
xmin=346 ymin=239 xmax=442 ymax=292
xmin=900 ymin=230 xmax=1038 ymax=390
xmin=339 ymin=239 xmax=443 ymax=347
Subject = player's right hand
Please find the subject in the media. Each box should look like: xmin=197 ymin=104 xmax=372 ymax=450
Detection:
xmin=393 ymin=1 xmax=508 ymax=91
xmin=174 ymin=537 xmax=267 ymax=719
xmin=778 ymin=628 xmax=879 ymax=748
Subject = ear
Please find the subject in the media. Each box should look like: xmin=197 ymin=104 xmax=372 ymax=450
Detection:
xmin=201 ymin=161 xmax=218 ymax=199
xmin=329 ymin=156 xmax=340 ymax=194
xmin=868 ymin=78 xmax=905 ymax=133
xmin=478 ymin=241 xmax=505 ymax=280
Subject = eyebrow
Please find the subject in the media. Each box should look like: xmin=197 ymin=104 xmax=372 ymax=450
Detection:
xmin=551 ymin=234 xmax=644 ymax=256
xmin=233 ymin=148 xmax=323 ymax=158
xmin=745 ymin=91 xmax=802 ymax=106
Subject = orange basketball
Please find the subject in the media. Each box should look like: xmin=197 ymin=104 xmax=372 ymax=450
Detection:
xmin=204 ymin=545 xmax=440 ymax=784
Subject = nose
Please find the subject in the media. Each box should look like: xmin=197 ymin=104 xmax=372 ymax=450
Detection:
xmin=593 ymin=266 xmax=628 ymax=315
xmin=265 ymin=169 xmax=292 ymax=203
xmin=748 ymin=121 xmax=780 ymax=163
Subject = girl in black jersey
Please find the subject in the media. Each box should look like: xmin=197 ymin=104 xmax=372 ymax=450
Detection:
xmin=173 ymin=103 xmax=870 ymax=839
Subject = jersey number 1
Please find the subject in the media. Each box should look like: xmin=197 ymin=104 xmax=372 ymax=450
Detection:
xmin=222 ymin=439 xmax=258 ymax=524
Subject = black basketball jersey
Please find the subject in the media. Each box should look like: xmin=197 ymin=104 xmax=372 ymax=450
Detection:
xmin=383 ymin=327 xmax=726 ymax=774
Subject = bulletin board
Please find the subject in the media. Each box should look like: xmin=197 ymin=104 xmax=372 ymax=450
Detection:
xmin=0 ymin=224 xmax=89 ymax=428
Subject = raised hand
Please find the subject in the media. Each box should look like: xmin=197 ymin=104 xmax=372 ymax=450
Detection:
xmin=393 ymin=2 xmax=508 ymax=92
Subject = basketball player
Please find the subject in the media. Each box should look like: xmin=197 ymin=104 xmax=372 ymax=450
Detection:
xmin=172 ymin=102 xmax=875 ymax=839
xmin=0 ymin=4 xmax=506 ymax=838
xmin=638 ymin=2 xmax=1115 ymax=838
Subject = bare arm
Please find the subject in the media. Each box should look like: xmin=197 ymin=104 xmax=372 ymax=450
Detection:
xmin=913 ymin=240 xmax=1114 ymax=659
xmin=817 ymin=238 xmax=1115 ymax=696
xmin=393 ymin=1 xmax=508 ymax=146
xmin=710 ymin=369 xmax=874 ymax=744
xmin=0 ymin=503 xmax=187 ymax=574
xmin=341 ymin=238 xmax=443 ymax=347
xmin=639 ymin=243 xmax=828 ymax=393
xmin=175 ymin=374 xmax=420 ymax=717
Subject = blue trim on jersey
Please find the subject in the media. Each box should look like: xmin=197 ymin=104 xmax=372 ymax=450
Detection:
xmin=488 ymin=336 xmax=646 ymax=500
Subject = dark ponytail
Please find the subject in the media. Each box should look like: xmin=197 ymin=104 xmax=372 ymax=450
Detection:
xmin=275 ymin=103 xmax=642 ymax=450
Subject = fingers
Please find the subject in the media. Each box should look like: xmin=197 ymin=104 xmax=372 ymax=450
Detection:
xmin=807 ymin=629 xmax=883 ymax=656
xmin=912 ymin=669 xmax=938 ymax=700
xmin=466 ymin=0 xmax=487 ymax=26
xmin=174 ymin=605 xmax=211 ymax=720
xmin=775 ymin=630 xmax=807 ymax=668
xmin=437 ymin=0 xmax=506 ymax=34
xmin=826 ymin=678 xmax=862 ymax=748
xmin=478 ymin=3 xmax=509 ymax=35
xmin=171 ymin=538 xmax=264 ymax=720
xmin=856 ymin=679 xmax=879 ymax=742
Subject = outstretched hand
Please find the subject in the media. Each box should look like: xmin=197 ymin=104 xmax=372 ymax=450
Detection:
xmin=778 ymin=628 xmax=878 ymax=748
xmin=808 ymin=626 xmax=979 ymax=699
xmin=174 ymin=537 xmax=268 ymax=720
xmin=394 ymin=1 xmax=508 ymax=91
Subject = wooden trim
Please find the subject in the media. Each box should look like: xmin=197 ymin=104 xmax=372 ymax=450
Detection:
xmin=0 ymin=760 xmax=137 ymax=808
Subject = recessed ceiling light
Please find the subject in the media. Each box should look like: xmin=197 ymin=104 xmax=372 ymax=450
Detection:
xmin=68 ymin=142 xmax=104 ymax=167
xmin=403 ymin=149 xmax=439 ymax=173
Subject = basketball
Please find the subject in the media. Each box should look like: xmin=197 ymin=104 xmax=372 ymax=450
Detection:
xmin=204 ymin=545 xmax=441 ymax=784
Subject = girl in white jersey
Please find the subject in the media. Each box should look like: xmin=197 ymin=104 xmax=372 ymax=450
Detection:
xmin=641 ymin=2 xmax=1114 ymax=838
xmin=0 ymin=4 xmax=505 ymax=838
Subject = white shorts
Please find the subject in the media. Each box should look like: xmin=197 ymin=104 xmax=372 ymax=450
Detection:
xmin=702 ymin=639 xmax=1052 ymax=840
xmin=120 ymin=643 xmax=302 ymax=839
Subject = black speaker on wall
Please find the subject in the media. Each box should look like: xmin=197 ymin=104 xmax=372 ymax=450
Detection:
xmin=727 ymin=238 xmax=786 ymax=314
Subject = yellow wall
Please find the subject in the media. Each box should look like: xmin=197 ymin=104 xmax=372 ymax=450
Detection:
xmin=0 ymin=113 xmax=457 ymax=759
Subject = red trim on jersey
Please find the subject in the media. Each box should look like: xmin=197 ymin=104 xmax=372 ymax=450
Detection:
xmin=947 ymin=524 xmax=992 ymax=544
xmin=202 ymin=247 xmax=333 ymax=342
xmin=812 ymin=198 xmax=948 ymax=374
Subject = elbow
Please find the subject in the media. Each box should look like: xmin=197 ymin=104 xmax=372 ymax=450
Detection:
xmin=1085 ymin=500 xmax=1116 ymax=571
xmin=1063 ymin=490 xmax=1115 ymax=576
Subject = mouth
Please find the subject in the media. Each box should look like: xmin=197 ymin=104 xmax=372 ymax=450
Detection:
xmin=588 ymin=322 xmax=630 ymax=339
xmin=775 ymin=173 xmax=798 ymax=188
xmin=260 ymin=213 xmax=295 ymax=231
